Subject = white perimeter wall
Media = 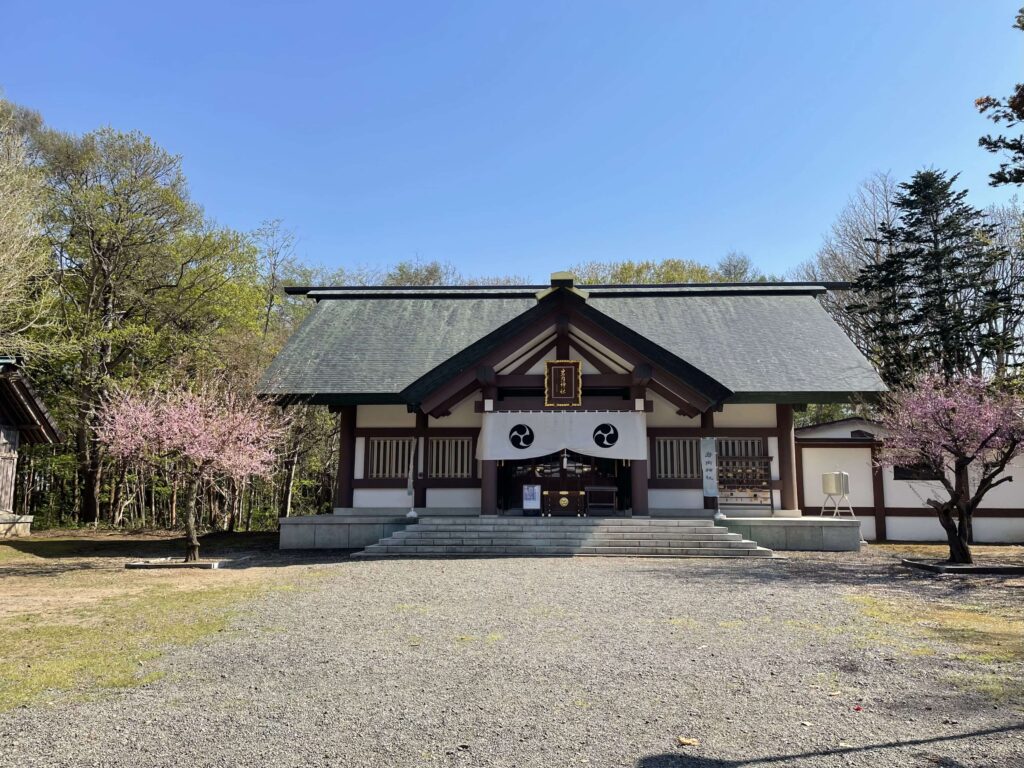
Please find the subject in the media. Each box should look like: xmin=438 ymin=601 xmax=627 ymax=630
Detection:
xmin=801 ymin=446 xmax=874 ymax=508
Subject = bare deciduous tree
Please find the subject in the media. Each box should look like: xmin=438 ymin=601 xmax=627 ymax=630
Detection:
xmin=792 ymin=171 xmax=900 ymax=354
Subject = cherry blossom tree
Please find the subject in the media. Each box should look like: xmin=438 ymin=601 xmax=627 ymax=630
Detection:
xmin=97 ymin=388 xmax=284 ymax=560
xmin=878 ymin=375 xmax=1024 ymax=564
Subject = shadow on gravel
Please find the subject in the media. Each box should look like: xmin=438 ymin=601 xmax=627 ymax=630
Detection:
xmin=635 ymin=552 xmax=1022 ymax=603
xmin=636 ymin=722 xmax=1022 ymax=767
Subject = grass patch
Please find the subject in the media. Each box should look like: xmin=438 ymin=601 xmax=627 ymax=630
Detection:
xmin=848 ymin=594 xmax=1024 ymax=664
xmin=0 ymin=578 xmax=279 ymax=711
xmin=0 ymin=533 xmax=296 ymax=712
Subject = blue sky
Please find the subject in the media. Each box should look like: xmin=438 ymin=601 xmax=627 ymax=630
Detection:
xmin=2 ymin=1 xmax=1021 ymax=280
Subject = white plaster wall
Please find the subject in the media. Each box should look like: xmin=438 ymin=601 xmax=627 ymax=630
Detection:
xmin=649 ymin=489 xmax=704 ymax=509
xmin=885 ymin=516 xmax=947 ymax=541
xmin=973 ymin=517 xmax=1024 ymax=543
xmin=885 ymin=515 xmax=1024 ymax=543
xmin=978 ymin=456 xmax=1024 ymax=508
xmin=647 ymin=392 xmax=700 ymax=427
xmin=353 ymin=437 xmax=365 ymax=479
xmin=715 ymin=404 xmax=777 ymax=428
xmin=356 ymin=405 xmax=415 ymax=428
xmin=882 ymin=469 xmax=945 ymax=508
xmin=426 ymin=488 xmax=482 ymax=508
xmin=855 ymin=516 xmax=876 ymax=541
xmin=569 ymin=346 xmax=601 ymax=374
xmin=800 ymin=447 xmax=874 ymax=508
xmin=526 ymin=358 xmax=546 ymax=374
xmin=353 ymin=489 xmax=412 ymax=508
xmin=429 ymin=395 xmax=482 ymax=428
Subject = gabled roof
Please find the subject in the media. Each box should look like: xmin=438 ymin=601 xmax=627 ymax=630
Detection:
xmin=0 ymin=358 xmax=62 ymax=444
xmin=258 ymin=280 xmax=886 ymax=405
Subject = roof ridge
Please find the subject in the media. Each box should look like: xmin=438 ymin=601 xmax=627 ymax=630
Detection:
xmin=290 ymin=281 xmax=843 ymax=299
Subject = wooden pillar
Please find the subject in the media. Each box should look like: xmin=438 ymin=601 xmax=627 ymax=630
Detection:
xmin=776 ymin=404 xmax=797 ymax=512
xmin=700 ymin=410 xmax=718 ymax=511
xmin=481 ymin=460 xmax=498 ymax=515
xmin=414 ymin=411 xmax=427 ymax=509
xmin=631 ymin=459 xmax=649 ymax=516
xmin=795 ymin=441 xmax=805 ymax=514
xmin=870 ymin=444 xmax=887 ymax=541
xmin=333 ymin=405 xmax=356 ymax=509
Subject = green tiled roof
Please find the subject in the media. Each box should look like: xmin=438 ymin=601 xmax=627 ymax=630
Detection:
xmin=258 ymin=285 xmax=885 ymax=404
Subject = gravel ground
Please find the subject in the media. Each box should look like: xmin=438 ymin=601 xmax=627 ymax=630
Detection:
xmin=1 ymin=548 xmax=1022 ymax=768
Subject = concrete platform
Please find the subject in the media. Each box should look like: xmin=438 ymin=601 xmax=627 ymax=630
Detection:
xmin=723 ymin=518 xmax=862 ymax=552
xmin=279 ymin=511 xmax=863 ymax=552
xmin=0 ymin=513 xmax=33 ymax=538
xmin=279 ymin=515 xmax=413 ymax=549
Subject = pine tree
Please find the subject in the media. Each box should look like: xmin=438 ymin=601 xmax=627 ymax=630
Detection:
xmin=852 ymin=170 xmax=1012 ymax=387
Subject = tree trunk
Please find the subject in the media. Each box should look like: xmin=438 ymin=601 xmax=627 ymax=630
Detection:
xmin=170 ymin=477 xmax=177 ymax=528
xmin=243 ymin=479 xmax=252 ymax=532
xmin=280 ymin=444 xmax=298 ymax=519
xmin=226 ymin=478 xmax=237 ymax=532
xmin=77 ymin=422 xmax=102 ymax=524
xmin=183 ymin=477 xmax=201 ymax=562
xmin=936 ymin=504 xmax=973 ymax=564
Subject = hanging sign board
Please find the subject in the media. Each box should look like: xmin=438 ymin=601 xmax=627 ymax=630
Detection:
xmin=544 ymin=360 xmax=582 ymax=407
xmin=701 ymin=436 xmax=719 ymax=498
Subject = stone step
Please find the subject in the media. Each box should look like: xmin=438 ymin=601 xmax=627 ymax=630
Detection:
xmin=411 ymin=524 xmax=730 ymax=535
xmin=355 ymin=545 xmax=773 ymax=558
xmin=352 ymin=517 xmax=772 ymax=560
xmin=387 ymin=536 xmax=749 ymax=548
xmin=420 ymin=517 xmax=717 ymax=526
xmin=380 ymin=536 xmax=757 ymax=548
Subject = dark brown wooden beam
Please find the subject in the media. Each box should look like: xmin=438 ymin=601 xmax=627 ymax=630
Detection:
xmin=334 ymin=405 xmax=356 ymax=508
xmin=481 ymin=460 xmax=498 ymax=515
xmin=647 ymin=426 xmax=780 ymax=437
xmin=871 ymin=444 xmax=887 ymax=541
xmin=556 ymin=314 xmax=570 ymax=359
xmin=494 ymin=373 xmax=632 ymax=389
xmin=631 ymin=460 xmax=649 ymax=515
xmin=427 ymin=380 xmax=480 ymax=419
xmin=568 ymin=333 xmax=619 ymax=374
xmin=413 ymin=412 xmax=427 ymax=507
xmin=777 ymin=404 xmax=797 ymax=511
xmin=474 ymin=396 xmax=652 ymax=412
xmin=647 ymin=380 xmax=700 ymax=418
xmin=795 ymin=442 xmax=805 ymax=512
xmin=508 ymin=334 xmax=556 ymax=375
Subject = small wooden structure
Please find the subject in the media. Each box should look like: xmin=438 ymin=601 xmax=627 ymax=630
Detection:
xmin=0 ymin=357 xmax=61 ymax=537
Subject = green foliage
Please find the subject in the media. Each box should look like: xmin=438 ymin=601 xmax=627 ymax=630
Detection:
xmin=976 ymin=8 xmax=1024 ymax=186
xmin=851 ymin=170 xmax=1017 ymax=387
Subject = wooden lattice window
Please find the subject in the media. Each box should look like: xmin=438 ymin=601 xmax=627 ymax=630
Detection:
xmin=428 ymin=437 xmax=474 ymax=478
xmin=654 ymin=437 xmax=701 ymax=479
xmin=366 ymin=437 xmax=416 ymax=479
xmin=717 ymin=437 xmax=765 ymax=458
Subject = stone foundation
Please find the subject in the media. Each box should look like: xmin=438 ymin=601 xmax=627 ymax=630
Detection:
xmin=0 ymin=513 xmax=33 ymax=538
